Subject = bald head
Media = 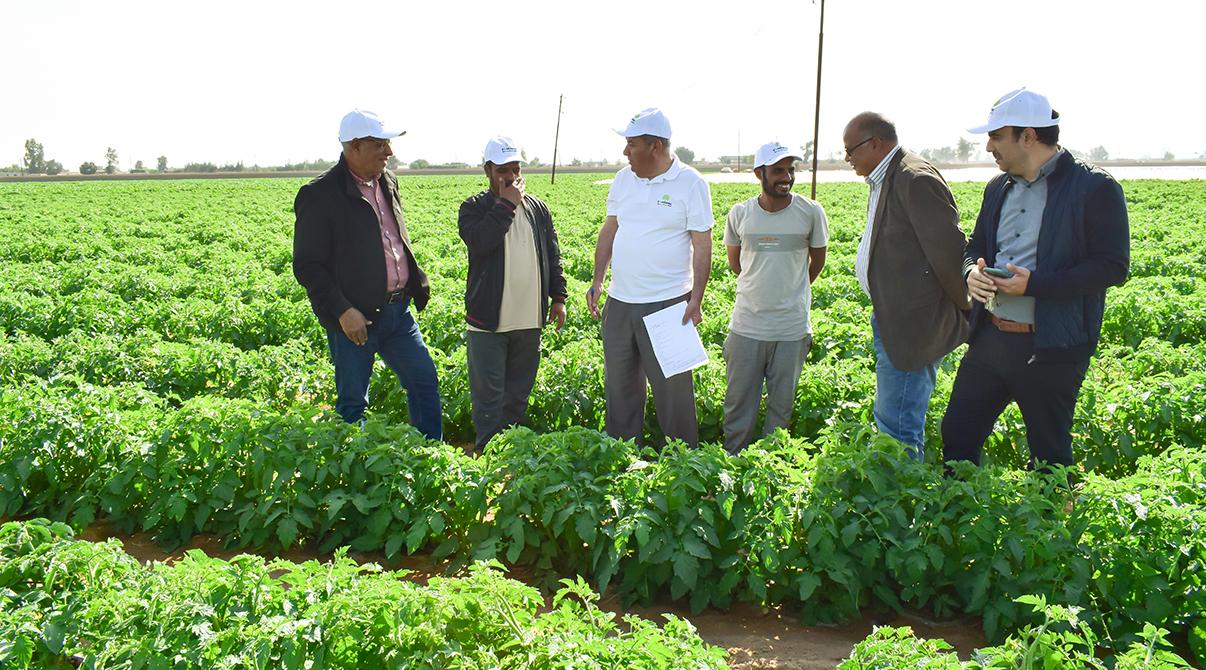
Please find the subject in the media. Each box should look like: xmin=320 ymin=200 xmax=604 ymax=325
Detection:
xmin=846 ymin=112 xmax=898 ymax=144
xmin=843 ymin=111 xmax=899 ymax=177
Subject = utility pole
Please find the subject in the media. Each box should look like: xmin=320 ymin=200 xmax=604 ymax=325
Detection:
xmin=551 ymin=94 xmax=564 ymax=184
xmin=810 ymin=0 xmax=826 ymax=199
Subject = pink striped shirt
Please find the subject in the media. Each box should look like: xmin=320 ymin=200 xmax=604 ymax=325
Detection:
xmin=350 ymin=170 xmax=409 ymax=293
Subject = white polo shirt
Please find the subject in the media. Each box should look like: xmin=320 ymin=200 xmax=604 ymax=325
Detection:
xmin=606 ymin=158 xmax=714 ymax=303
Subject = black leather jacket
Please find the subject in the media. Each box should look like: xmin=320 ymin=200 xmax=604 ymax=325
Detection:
xmin=458 ymin=191 xmax=566 ymax=331
xmin=293 ymin=157 xmax=430 ymax=333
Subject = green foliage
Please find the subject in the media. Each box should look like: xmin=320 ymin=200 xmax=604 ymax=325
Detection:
xmin=0 ymin=520 xmax=727 ymax=669
xmin=0 ymin=175 xmax=1203 ymax=663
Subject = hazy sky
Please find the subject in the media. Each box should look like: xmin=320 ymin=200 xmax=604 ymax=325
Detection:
xmin=4 ymin=0 xmax=1202 ymax=171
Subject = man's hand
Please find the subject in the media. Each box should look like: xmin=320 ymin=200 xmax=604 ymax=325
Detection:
xmin=548 ymin=301 xmax=567 ymax=330
xmin=967 ymin=258 xmax=997 ymax=304
xmin=498 ymin=175 xmax=524 ymax=207
xmin=994 ymin=263 xmax=1031 ymax=295
xmin=339 ymin=307 xmax=372 ymax=346
xmin=682 ymin=299 xmax=703 ymax=326
xmin=586 ymin=283 xmax=603 ymax=320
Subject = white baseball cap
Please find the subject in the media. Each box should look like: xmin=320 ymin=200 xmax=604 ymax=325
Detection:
xmin=483 ymin=135 xmax=522 ymax=165
xmin=968 ymin=88 xmax=1059 ymax=134
xmin=338 ymin=109 xmax=405 ymax=143
xmin=754 ymin=141 xmax=803 ymax=169
xmin=614 ymin=107 xmax=672 ymax=139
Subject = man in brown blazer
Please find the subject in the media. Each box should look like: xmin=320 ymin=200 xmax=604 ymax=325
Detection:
xmin=843 ymin=112 xmax=969 ymax=460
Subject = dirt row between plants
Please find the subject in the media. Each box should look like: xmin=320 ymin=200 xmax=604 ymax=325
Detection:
xmin=78 ymin=521 xmax=986 ymax=669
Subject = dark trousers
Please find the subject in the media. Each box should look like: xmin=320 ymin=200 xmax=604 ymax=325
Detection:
xmin=601 ymin=295 xmax=699 ymax=448
xmin=466 ymin=328 xmax=541 ymax=449
xmin=326 ymin=299 xmax=443 ymax=440
xmin=941 ymin=324 xmax=1090 ymax=468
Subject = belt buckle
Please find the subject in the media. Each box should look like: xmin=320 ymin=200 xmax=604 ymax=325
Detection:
xmin=386 ymin=289 xmax=405 ymax=304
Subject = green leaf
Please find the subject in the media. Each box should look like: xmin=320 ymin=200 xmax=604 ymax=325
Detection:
xmin=276 ymin=518 xmax=298 ymax=548
xmin=575 ymin=513 xmax=596 ymax=543
xmin=796 ymin=572 xmax=821 ymax=601
xmin=385 ymin=533 xmax=404 ymax=558
xmin=673 ymin=553 xmax=699 ymax=590
xmin=682 ymin=535 xmax=711 ymax=559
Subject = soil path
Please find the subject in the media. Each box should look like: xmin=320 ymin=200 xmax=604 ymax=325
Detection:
xmin=78 ymin=522 xmax=986 ymax=669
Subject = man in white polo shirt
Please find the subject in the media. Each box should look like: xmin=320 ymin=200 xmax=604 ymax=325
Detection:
xmin=723 ymin=142 xmax=828 ymax=453
xmin=586 ymin=108 xmax=714 ymax=447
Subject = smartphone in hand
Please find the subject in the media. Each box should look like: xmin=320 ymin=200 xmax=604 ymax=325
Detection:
xmin=983 ymin=267 xmax=1015 ymax=279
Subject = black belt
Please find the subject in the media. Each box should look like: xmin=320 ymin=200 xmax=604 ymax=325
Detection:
xmin=386 ymin=288 xmax=407 ymax=304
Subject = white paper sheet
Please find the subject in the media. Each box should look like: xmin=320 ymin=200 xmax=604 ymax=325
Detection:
xmin=641 ymin=301 xmax=708 ymax=379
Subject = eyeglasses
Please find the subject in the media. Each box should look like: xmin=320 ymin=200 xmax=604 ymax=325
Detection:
xmin=844 ymin=137 xmax=874 ymax=158
xmin=357 ymin=138 xmax=391 ymax=150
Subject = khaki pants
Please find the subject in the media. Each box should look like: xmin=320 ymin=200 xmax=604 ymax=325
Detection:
xmin=723 ymin=331 xmax=811 ymax=453
xmin=601 ymin=295 xmax=699 ymax=448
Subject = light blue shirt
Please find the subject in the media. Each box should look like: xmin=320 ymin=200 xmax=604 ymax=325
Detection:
xmin=990 ymin=149 xmax=1063 ymax=323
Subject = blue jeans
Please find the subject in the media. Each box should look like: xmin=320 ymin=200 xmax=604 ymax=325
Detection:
xmin=872 ymin=317 xmax=937 ymax=460
xmin=326 ymin=299 xmax=442 ymax=440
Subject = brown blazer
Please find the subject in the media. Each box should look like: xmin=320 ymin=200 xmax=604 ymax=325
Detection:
xmin=867 ymin=149 xmax=970 ymax=371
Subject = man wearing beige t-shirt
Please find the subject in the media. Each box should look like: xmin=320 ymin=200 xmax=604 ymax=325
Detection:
xmin=723 ymin=142 xmax=828 ymax=452
xmin=459 ymin=136 xmax=567 ymax=449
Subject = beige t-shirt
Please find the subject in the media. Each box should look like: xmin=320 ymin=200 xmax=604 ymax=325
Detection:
xmin=724 ymin=193 xmax=829 ymax=341
xmin=469 ymin=205 xmax=541 ymax=333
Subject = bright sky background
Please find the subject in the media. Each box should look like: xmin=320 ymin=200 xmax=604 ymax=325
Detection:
xmin=3 ymin=0 xmax=1202 ymax=171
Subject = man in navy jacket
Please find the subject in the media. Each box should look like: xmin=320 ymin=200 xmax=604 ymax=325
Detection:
xmin=941 ymin=89 xmax=1129 ymax=469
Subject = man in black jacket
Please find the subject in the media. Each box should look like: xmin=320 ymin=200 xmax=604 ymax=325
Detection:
xmin=293 ymin=109 xmax=442 ymax=440
xmin=458 ymin=136 xmax=567 ymax=449
xmin=941 ymin=89 xmax=1129 ymax=469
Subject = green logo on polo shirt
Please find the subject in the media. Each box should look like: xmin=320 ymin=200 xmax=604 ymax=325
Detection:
xmin=657 ymin=194 xmax=672 ymax=207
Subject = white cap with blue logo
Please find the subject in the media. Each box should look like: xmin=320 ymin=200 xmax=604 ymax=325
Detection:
xmin=614 ymin=107 xmax=672 ymax=140
xmin=483 ymin=135 xmax=522 ymax=165
xmin=754 ymin=141 xmax=803 ymax=169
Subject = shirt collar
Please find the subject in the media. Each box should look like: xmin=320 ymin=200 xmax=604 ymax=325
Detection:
xmin=866 ymin=146 xmax=900 ymax=187
xmin=641 ymin=156 xmax=684 ymax=184
xmin=347 ymin=166 xmax=377 ymax=188
xmin=1009 ymin=148 xmax=1064 ymax=187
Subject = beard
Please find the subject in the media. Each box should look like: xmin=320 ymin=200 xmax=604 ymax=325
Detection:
xmin=760 ymin=173 xmax=793 ymax=199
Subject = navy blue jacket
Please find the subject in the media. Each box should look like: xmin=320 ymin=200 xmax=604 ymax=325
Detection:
xmin=964 ymin=151 xmax=1129 ymax=357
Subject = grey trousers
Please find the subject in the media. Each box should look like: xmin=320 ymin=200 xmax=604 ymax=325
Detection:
xmin=723 ymin=331 xmax=811 ymax=453
xmin=466 ymin=328 xmax=541 ymax=449
xmin=601 ymin=295 xmax=698 ymax=448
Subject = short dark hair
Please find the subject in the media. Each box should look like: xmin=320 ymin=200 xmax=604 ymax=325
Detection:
xmin=1010 ymin=109 xmax=1060 ymax=146
xmin=853 ymin=112 xmax=897 ymax=143
xmin=638 ymin=134 xmax=671 ymax=152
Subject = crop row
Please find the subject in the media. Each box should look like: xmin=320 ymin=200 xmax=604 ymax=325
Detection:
xmin=2 ymin=177 xmax=1204 ymax=475
xmin=2 ymin=386 xmax=1203 ymax=648
xmin=4 ymin=520 xmax=1199 ymax=669
xmin=0 ymin=519 xmax=727 ymax=669
xmin=2 ymin=328 xmax=1202 ymax=478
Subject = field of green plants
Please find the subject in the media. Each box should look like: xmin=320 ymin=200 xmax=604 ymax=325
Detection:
xmin=0 ymin=174 xmax=1203 ymax=668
